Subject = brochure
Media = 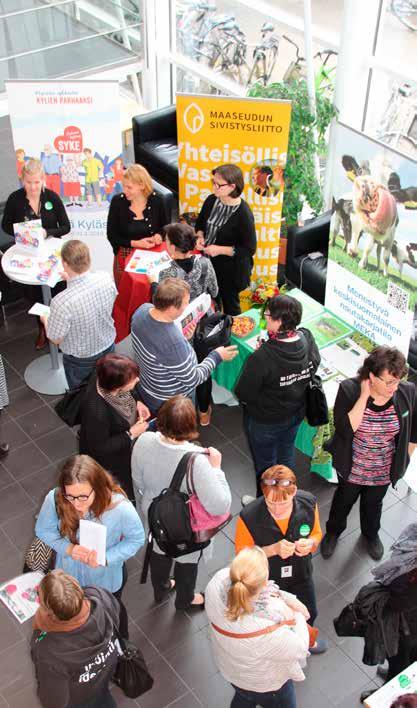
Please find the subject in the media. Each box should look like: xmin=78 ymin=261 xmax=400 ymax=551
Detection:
xmin=0 ymin=571 xmax=43 ymax=623
xmin=174 ymin=292 xmax=211 ymax=334
xmin=125 ymin=249 xmax=171 ymax=277
xmin=7 ymin=251 xmax=62 ymax=287
xmin=290 ymin=287 xmax=325 ymax=323
xmin=305 ymin=311 xmax=353 ymax=349
xmin=79 ymin=519 xmax=107 ymax=566
xmin=13 ymin=219 xmax=45 ymax=255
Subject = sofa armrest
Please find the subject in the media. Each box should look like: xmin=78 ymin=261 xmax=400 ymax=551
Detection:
xmin=286 ymin=211 xmax=331 ymax=259
xmin=132 ymin=106 xmax=177 ymax=144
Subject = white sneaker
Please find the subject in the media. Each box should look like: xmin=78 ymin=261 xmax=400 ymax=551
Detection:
xmin=241 ymin=495 xmax=256 ymax=507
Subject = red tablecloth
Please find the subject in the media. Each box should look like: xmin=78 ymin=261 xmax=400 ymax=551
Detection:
xmin=113 ymin=243 xmax=166 ymax=342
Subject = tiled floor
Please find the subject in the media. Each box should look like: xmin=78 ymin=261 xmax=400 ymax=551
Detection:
xmin=0 ymin=299 xmax=415 ymax=707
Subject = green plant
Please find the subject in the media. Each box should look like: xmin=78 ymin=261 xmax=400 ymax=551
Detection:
xmin=248 ymin=79 xmax=337 ymax=224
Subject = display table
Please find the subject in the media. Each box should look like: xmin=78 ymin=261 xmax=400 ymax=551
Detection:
xmin=2 ymin=238 xmax=68 ymax=395
xmin=113 ymin=243 xmax=166 ymax=343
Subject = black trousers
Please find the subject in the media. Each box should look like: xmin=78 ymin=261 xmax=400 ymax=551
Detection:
xmin=278 ymin=575 xmax=318 ymax=625
xmin=196 ymin=377 xmax=212 ymax=413
xmin=149 ymin=551 xmax=199 ymax=609
xmin=387 ymin=635 xmax=417 ymax=681
xmin=113 ymin=564 xmax=129 ymax=639
xmin=326 ymin=477 xmax=390 ymax=540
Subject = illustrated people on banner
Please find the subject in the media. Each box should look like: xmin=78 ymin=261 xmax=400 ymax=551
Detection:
xmin=15 ymin=148 xmax=26 ymax=185
xmin=41 ymin=144 xmax=62 ymax=194
xmin=82 ymin=148 xmax=104 ymax=205
xmin=60 ymin=155 xmax=82 ymax=207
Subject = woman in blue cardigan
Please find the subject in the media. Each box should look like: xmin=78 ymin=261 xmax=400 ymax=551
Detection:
xmin=35 ymin=454 xmax=145 ymax=638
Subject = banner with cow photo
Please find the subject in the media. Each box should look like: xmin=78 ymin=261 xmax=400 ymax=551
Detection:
xmin=325 ymin=121 xmax=417 ymax=356
xmin=6 ymin=80 xmax=122 ymax=273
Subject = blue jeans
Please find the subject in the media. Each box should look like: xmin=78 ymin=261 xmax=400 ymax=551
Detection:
xmin=231 ymin=680 xmax=296 ymax=708
xmin=63 ymin=343 xmax=115 ymax=390
xmin=243 ymin=409 xmax=303 ymax=495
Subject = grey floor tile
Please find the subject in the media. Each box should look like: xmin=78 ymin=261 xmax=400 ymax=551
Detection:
xmin=2 ymin=509 xmax=39 ymax=552
xmin=303 ymin=642 xmax=370 ymax=704
xmin=6 ymin=386 xmax=44 ymax=419
xmin=192 ymin=670 xmax=234 ymax=708
xmin=2 ymin=683 xmax=42 ymax=708
xmin=0 ymin=441 xmax=51 ymax=480
xmin=166 ymin=691 xmax=203 ymax=707
xmin=203 ymin=530 xmax=235 ymax=576
xmin=381 ymin=502 xmax=417 ymax=537
xmin=35 ymin=425 xmax=78 ymax=462
xmin=136 ymin=602 xmax=199 ymax=654
xmin=211 ymin=405 xmax=243 ymax=441
xmin=197 ymin=423 xmax=228 ymax=449
xmin=137 ymin=654 xmax=189 ymax=708
xmin=17 ymin=405 xmax=63 ymax=440
xmin=0 ymin=482 xmax=35 ymax=524
xmin=0 ymin=466 xmax=14 ymax=490
xmin=294 ymin=678 xmax=334 ymax=707
xmin=2 ymin=418 xmax=31 ymax=449
xmin=336 ymin=679 xmax=380 ymax=708
xmin=2 ymin=363 xmax=23 ymax=393
xmin=0 ymin=637 xmax=37 ymax=700
xmin=19 ymin=464 xmax=60 ymax=504
xmin=2 ymin=332 xmax=44 ymax=374
xmin=0 ymin=604 xmax=25 ymax=654
xmin=164 ymin=630 xmax=218 ymax=685
xmin=0 ymin=312 xmax=37 ymax=344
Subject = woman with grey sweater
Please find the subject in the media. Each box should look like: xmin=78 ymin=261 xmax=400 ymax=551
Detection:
xmin=132 ymin=395 xmax=232 ymax=611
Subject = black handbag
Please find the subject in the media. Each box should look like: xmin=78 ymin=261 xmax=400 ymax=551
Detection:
xmin=300 ymin=329 xmax=329 ymax=427
xmin=113 ymin=626 xmax=154 ymax=699
xmin=194 ymin=311 xmax=233 ymax=360
xmin=334 ymin=602 xmax=366 ymax=638
xmin=54 ymin=380 xmax=88 ymax=427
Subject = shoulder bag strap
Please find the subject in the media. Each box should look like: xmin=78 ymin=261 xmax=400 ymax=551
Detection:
xmin=298 ymin=328 xmax=314 ymax=379
xmin=169 ymin=451 xmax=195 ymax=491
xmin=185 ymin=451 xmax=207 ymax=496
xmin=211 ymin=618 xmax=296 ymax=639
xmin=199 ymin=256 xmax=209 ymax=288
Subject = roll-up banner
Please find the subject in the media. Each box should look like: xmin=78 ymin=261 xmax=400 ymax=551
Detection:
xmin=6 ymin=80 xmax=122 ymax=273
xmin=176 ymin=94 xmax=291 ymax=306
xmin=325 ymin=121 xmax=417 ymax=356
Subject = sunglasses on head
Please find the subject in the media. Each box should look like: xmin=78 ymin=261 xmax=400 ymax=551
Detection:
xmin=261 ymin=479 xmax=293 ymax=487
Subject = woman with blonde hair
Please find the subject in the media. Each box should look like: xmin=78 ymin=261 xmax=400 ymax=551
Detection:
xmin=106 ymin=163 xmax=168 ymax=285
xmin=205 ymin=547 xmax=310 ymax=707
xmin=2 ymin=158 xmax=71 ymax=348
xmin=35 ymin=454 xmax=145 ymax=638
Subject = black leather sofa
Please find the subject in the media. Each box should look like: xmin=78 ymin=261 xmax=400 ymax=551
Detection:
xmin=286 ymin=211 xmax=330 ymax=305
xmin=285 ymin=211 xmax=417 ymax=371
xmin=132 ymin=106 xmax=178 ymax=193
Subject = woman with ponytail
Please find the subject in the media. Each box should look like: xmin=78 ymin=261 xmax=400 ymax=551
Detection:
xmin=205 ymin=547 xmax=310 ymax=708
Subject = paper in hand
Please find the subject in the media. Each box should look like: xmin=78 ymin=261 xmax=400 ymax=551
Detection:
xmin=28 ymin=303 xmax=50 ymax=317
xmin=79 ymin=519 xmax=107 ymax=566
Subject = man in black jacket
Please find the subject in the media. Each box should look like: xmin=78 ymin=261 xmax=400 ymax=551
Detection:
xmin=235 ymin=294 xmax=320 ymax=496
xmin=31 ymin=569 xmax=119 ymax=708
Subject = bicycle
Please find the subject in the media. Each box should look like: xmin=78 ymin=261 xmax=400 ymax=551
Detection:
xmin=281 ymin=35 xmax=337 ymax=98
xmin=246 ymin=22 xmax=281 ymax=87
xmin=390 ymin=0 xmax=417 ymax=31
xmin=376 ymin=81 xmax=417 ymax=156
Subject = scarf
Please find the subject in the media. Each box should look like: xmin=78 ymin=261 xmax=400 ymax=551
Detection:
xmin=268 ymin=330 xmax=297 ymax=341
xmin=372 ymin=523 xmax=417 ymax=585
xmin=98 ymin=384 xmax=137 ymax=426
xmin=33 ymin=599 xmax=90 ymax=632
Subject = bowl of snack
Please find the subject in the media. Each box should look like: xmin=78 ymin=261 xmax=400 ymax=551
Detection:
xmin=231 ymin=315 xmax=256 ymax=338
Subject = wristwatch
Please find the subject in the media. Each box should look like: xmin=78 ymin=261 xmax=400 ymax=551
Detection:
xmin=126 ymin=430 xmax=134 ymax=441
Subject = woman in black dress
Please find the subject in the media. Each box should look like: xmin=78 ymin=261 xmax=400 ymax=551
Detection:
xmin=195 ymin=164 xmax=257 ymax=315
xmin=2 ymin=159 xmax=71 ymax=348
xmin=106 ymin=164 xmax=167 ymax=287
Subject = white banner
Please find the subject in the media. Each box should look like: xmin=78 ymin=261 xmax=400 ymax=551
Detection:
xmin=326 ymin=122 xmax=417 ymax=356
xmin=6 ymin=80 xmax=122 ymax=274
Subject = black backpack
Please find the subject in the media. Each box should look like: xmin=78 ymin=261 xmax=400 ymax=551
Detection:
xmin=140 ymin=452 xmax=210 ymax=583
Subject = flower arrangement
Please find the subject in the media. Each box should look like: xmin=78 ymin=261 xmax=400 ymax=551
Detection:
xmin=250 ymin=280 xmax=280 ymax=306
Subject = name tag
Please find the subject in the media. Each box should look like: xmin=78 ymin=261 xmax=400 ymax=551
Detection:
xmin=281 ymin=565 xmax=293 ymax=578
xmin=402 ymin=411 xmax=409 ymax=417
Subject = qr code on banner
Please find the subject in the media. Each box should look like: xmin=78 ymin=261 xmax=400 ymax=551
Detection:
xmin=387 ymin=281 xmax=409 ymax=313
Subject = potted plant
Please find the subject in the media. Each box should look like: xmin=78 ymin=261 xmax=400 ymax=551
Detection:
xmin=247 ymin=79 xmax=337 ymax=225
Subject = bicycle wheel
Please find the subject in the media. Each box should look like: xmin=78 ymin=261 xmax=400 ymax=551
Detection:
xmin=391 ymin=0 xmax=417 ymax=31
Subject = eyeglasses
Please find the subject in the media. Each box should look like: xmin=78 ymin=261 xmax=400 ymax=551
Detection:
xmin=64 ymin=489 xmax=94 ymax=503
xmin=264 ymin=311 xmax=272 ymax=318
xmin=376 ymin=375 xmax=400 ymax=388
xmin=211 ymin=178 xmax=230 ymax=189
xmin=261 ymin=479 xmax=293 ymax=487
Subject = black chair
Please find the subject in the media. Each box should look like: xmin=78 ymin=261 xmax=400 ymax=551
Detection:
xmin=132 ymin=106 xmax=178 ymax=193
xmin=285 ymin=211 xmax=330 ymax=305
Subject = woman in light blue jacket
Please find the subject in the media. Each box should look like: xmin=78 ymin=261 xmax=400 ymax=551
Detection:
xmin=36 ymin=454 xmax=144 ymax=638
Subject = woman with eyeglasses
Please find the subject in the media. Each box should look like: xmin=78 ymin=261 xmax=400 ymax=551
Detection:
xmin=321 ymin=346 xmax=417 ymax=562
xmin=194 ymin=164 xmax=257 ymax=315
xmin=235 ymin=465 xmax=327 ymax=655
xmin=35 ymin=454 xmax=145 ymax=639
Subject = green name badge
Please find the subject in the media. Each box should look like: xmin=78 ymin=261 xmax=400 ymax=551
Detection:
xmin=299 ymin=524 xmax=311 ymax=537
xmin=398 ymin=674 xmax=411 ymax=689
xmin=45 ymin=201 xmax=53 ymax=210
xmin=402 ymin=411 xmax=409 ymax=417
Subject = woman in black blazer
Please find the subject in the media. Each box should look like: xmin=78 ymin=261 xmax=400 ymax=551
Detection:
xmin=78 ymin=353 xmax=150 ymax=499
xmin=106 ymin=164 xmax=167 ymax=286
xmin=195 ymin=164 xmax=257 ymax=315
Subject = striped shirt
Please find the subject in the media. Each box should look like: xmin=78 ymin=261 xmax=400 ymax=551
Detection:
xmin=349 ymin=399 xmax=400 ymax=486
xmin=205 ymin=198 xmax=240 ymax=245
xmin=47 ymin=271 xmax=116 ymax=357
xmin=131 ymin=303 xmax=221 ymax=412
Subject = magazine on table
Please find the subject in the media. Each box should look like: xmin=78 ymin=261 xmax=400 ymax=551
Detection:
xmin=0 ymin=571 xmax=44 ymax=623
xmin=13 ymin=219 xmax=45 ymax=254
xmin=125 ymin=249 xmax=171 ymax=277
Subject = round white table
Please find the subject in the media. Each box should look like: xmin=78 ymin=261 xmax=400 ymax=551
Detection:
xmin=2 ymin=238 xmax=68 ymax=395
